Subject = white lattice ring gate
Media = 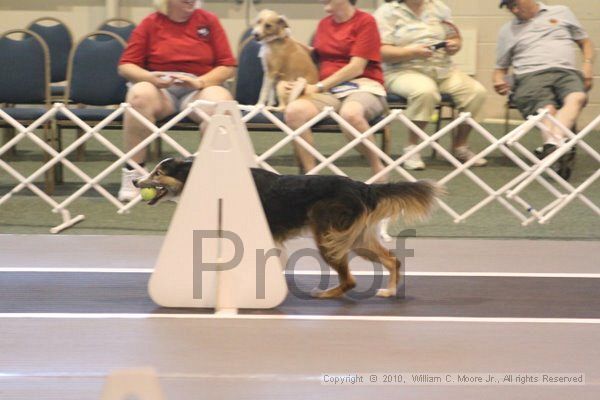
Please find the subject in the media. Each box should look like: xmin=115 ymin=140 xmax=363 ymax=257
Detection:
xmin=0 ymin=100 xmax=598 ymax=233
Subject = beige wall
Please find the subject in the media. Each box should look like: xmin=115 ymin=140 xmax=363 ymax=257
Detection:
xmin=1 ymin=0 xmax=598 ymax=125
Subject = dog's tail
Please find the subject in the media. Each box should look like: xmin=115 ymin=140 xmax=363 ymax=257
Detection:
xmin=368 ymin=180 xmax=444 ymax=225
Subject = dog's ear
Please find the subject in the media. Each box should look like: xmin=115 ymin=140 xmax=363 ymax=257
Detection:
xmin=173 ymin=157 xmax=194 ymax=183
xmin=277 ymin=15 xmax=290 ymax=29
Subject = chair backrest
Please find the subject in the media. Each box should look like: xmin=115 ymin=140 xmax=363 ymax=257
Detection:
xmin=0 ymin=29 xmax=50 ymax=105
xmin=234 ymin=28 xmax=263 ymax=105
xmin=65 ymin=31 xmax=128 ymax=106
xmin=26 ymin=17 xmax=73 ymax=83
xmin=97 ymin=18 xmax=136 ymax=42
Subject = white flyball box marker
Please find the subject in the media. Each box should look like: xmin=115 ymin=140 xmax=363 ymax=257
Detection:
xmin=148 ymin=102 xmax=288 ymax=313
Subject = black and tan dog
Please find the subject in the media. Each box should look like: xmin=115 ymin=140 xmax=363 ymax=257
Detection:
xmin=134 ymin=157 xmax=441 ymax=298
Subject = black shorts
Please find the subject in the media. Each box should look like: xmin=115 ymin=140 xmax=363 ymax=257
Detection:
xmin=512 ymin=68 xmax=585 ymax=117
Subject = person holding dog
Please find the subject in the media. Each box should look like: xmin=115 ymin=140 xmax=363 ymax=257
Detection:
xmin=494 ymin=0 xmax=594 ymax=181
xmin=117 ymin=0 xmax=236 ymax=201
xmin=374 ymin=0 xmax=488 ymax=170
xmin=283 ymin=0 xmax=388 ymax=179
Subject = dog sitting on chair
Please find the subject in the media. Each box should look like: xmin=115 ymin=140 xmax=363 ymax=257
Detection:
xmin=134 ymin=157 xmax=442 ymax=299
xmin=252 ymin=9 xmax=319 ymax=110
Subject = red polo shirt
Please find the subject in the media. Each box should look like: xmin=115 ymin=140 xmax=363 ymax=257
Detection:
xmin=119 ymin=9 xmax=236 ymax=76
xmin=313 ymin=9 xmax=383 ymax=84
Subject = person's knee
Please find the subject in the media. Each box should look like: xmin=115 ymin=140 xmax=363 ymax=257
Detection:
xmin=543 ymin=104 xmax=558 ymax=114
xmin=200 ymin=86 xmax=233 ymax=102
xmin=339 ymin=105 xmax=367 ymax=127
xmin=126 ymin=82 xmax=160 ymax=112
xmin=409 ymin=85 xmax=441 ymax=104
xmin=564 ymin=92 xmax=587 ymax=108
xmin=472 ymin=82 xmax=488 ymax=102
xmin=285 ymin=101 xmax=313 ymax=127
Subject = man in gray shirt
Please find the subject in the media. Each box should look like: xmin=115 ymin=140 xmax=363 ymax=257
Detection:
xmin=493 ymin=0 xmax=594 ymax=180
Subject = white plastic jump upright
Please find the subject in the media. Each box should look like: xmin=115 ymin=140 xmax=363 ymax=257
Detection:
xmin=148 ymin=102 xmax=288 ymax=313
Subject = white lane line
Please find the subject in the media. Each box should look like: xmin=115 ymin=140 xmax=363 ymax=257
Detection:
xmin=1 ymin=313 xmax=600 ymax=324
xmin=1 ymin=267 xmax=600 ymax=279
xmin=0 ymin=371 xmax=320 ymax=382
xmin=0 ymin=268 xmax=154 ymax=273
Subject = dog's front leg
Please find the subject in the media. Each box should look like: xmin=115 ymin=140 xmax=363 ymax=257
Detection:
xmin=258 ymin=75 xmax=275 ymax=106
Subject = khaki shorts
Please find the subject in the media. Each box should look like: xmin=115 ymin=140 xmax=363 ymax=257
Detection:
xmin=512 ymin=68 xmax=585 ymax=117
xmin=304 ymin=91 xmax=388 ymax=121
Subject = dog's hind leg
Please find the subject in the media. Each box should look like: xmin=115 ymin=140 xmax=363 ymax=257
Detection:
xmin=311 ymin=244 xmax=356 ymax=299
xmin=354 ymin=232 xmax=402 ymax=298
xmin=308 ymin=200 xmax=365 ymax=298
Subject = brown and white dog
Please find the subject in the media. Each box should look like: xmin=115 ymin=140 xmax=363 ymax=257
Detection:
xmin=252 ymin=9 xmax=319 ymax=109
xmin=134 ymin=157 xmax=442 ymax=299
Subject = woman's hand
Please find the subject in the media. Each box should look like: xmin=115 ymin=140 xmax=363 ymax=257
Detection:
xmin=445 ymin=38 xmax=461 ymax=56
xmin=493 ymin=79 xmax=511 ymax=96
xmin=304 ymin=84 xmax=320 ymax=96
xmin=407 ymin=44 xmax=434 ymax=59
xmin=170 ymin=73 xmax=206 ymax=90
xmin=149 ymin=72 xmax=175 ymax=89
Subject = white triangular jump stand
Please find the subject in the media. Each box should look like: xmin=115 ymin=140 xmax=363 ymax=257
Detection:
xmin=100 ymin=367 xmax=165 ymax=400
xmin=148 ymin=102 xmax=288 ymax=313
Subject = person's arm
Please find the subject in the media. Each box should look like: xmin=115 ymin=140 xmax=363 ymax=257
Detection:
xmin=311 ymin=56 xmax=368 ymax=94
xmin=493 ymin=68 xmax=511 ymax=95
xmin=576 ymin=37 xmax=595 ymax=91
xmin=304 ymin=14 xmax=380 ymax=94
xmin=117 ymin=18 xmax=175 ymax=88
xmin=118 ymin=63 xmax=174 ymax=89
xmin=171 ymin=66 xmax=236 ymax=90
xmin=380 ymin=43 xmax=433 ymax=63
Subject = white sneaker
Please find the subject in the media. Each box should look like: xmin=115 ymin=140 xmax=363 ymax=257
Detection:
xmin=403 ymin=145 xmax=426 ymax=170
xmin=118 ymin=168 xmax=143 ymax=202
xmin=453 ymin=146 xmax=487 ymax=167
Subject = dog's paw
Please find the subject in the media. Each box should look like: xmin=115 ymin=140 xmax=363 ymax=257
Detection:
xmin=376 ymin=288 xmax=396 ymax=298
xmin=311 ymin=287 xmax=344 ymax=299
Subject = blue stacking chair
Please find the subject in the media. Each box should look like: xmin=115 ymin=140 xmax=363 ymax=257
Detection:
xmin=97 ymin=18 xmax=136 ymax=42
xmin=55 ymin=31 xmax=127 ymax=163
xmin=0 ymin=29 xmax=55 ymax=190
xmin=27 ymin=17 xmax=73 ymax=99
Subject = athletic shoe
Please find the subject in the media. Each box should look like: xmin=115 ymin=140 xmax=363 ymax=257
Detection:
xmin=403 ymin=145 xmax=426 ymax=170
xmin=118 ymin=168 xmax=143 ymax=202
xmin=538 ymin=143 xmax=576 ymax=181
xmin=453 ymin=146 xmax=487 ymax=167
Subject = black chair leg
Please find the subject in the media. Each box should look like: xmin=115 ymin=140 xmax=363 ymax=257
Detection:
xmin=1 ymin=127 xmax=17 ymax=159
xmin=43 ymin=124 xmax=56 ymax=194
xmin=75 ymin=128 xmax=86 ymax=161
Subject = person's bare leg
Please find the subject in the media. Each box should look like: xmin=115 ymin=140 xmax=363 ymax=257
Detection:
xmin=539 ymin=104 xmax=559 ymax=144
xmin=339 ymin=100 xmax=386 ymax=181
xmin=120 ymin=82 xmax=175 ymax=201
xmin=284 ymin=99 xmax=320 ymax=173
xmin=124 ymin=82 xmax=175 ymax=164
xmin=408 ymin=121 xmax=428 ymax=145
xmin=552 ymin=92 xmax=587 ymax=140
xmin=184 ymin=86 xmax=234 ymax=133
xmin=451 ymin=123 xmax=471 ymax=148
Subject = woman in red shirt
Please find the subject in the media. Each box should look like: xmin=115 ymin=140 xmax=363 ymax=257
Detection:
xmin=284 ymin=0 xmax=387 ymax=179
xmin=117 ymin=0 xmax=237 ymax=201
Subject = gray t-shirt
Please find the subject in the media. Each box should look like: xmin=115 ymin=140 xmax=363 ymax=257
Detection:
xmin=495 ymin=2 xmax=587 ymax=75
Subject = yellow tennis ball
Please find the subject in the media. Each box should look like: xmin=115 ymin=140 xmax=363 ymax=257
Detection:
xmin=140 ymin=187 xmax=157 ymax=201
xmin=430 ymin=113 xmax=439 ymax=123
